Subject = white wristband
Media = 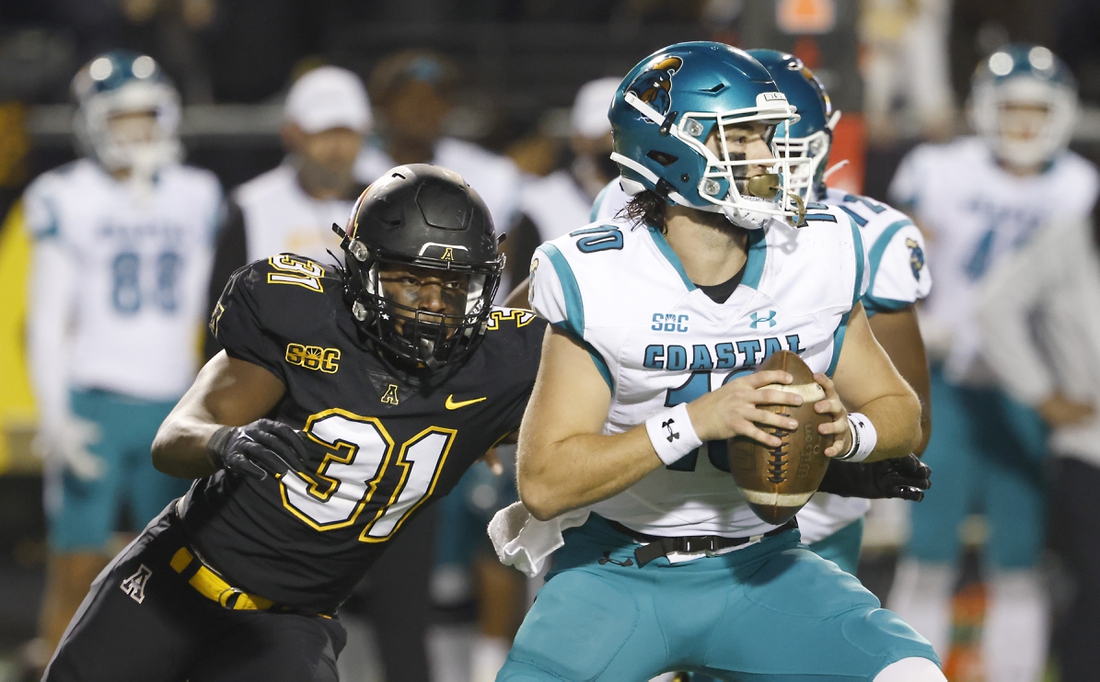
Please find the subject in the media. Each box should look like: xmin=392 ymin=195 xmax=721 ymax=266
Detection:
xmin=645 ymin=403 xmax=704 ymax=466
xmin=835 ymin=412 xmax=877 ymax=463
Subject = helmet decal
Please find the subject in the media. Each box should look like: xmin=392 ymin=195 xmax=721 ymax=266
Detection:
xmin=627 ymin=56 xmax=683 ymax=116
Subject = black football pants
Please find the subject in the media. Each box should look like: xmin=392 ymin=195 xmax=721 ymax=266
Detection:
xmin=1049 ymin=457 xmax=1100 ymax=682
xmin=43 ymin=509 xmax=346 ymax=682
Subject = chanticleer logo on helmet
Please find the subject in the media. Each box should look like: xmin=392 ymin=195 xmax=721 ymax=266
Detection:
xmin=627 ymin=56 xmax=683 ymax=116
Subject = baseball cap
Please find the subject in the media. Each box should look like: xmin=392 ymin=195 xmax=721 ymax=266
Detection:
xmin=571 ymin=77 xmax=621 ymax=139
xmin=285 ymin=66 xmax=372 ymax=134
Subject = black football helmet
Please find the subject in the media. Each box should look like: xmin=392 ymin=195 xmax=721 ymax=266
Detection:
xmin=335 ymin=164 xmax=503 ymax=371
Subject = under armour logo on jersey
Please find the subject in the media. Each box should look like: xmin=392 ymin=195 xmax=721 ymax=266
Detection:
xmin=120 ymin=564 xmax=152 ymax=604
xmin=381 ymin=384 xmax=400 ymax=406
xmin=663 ymin=419 xmax=679 ymax=443
xmin=749 ymin=310 xmax=777 ymax=329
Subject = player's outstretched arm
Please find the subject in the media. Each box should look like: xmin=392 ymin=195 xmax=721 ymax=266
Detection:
xmin=867 ymin=305 xmax=932 ymax=455
xmin=829 ymin=303 xmax=922 ymax=462
xmin=151 ymin=351 xmax=287 ymax=478
xmin=517 ymin=326 xmax=802 ymax=521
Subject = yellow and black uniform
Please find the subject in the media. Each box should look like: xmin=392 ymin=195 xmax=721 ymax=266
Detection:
xmin=45 ymin=255 xmax=544 ymax=682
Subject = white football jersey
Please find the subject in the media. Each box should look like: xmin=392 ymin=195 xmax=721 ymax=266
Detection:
xmin=235 ymin=164 xmax=354 ymax=264
xmin=24 ymin=159 xmax=222 ymax=400
xmin=797 ymin=187 xmax=934 ymax=543
xmin=889 ymin=137 xmax=1098 ymax=385
xmin=529 ymin=206 xmax=868 ymax=537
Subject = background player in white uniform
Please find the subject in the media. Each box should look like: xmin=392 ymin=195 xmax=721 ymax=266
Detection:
xmin=494 ymin=41 xmax=942 ymax=681
xmin=24 ymin=50 xmax=221 ymax=668
xmin=748 ymin=49 xmax=934 ymax=575
xmin=885 ymin=44 xmax=1099 ymax=681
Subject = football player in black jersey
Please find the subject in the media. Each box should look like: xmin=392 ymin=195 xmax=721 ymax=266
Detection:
xmin=44 ymin=164 xmax=546 ymax=682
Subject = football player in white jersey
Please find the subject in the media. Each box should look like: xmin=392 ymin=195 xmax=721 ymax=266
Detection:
xmin=747 ymin=49 xmax=934 ymax=574
xmin=588 ymin=50 xmax=935 ymax=578
xmin=493 ymin=41 xmax=943 ymax=680
xmin=23 ymin=50 xmax=221 ymax=669
xmin=885 ymin=45 xmax=1099 ymax=681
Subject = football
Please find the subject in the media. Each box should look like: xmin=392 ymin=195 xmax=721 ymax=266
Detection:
xmin=727 ymin=350 xmax=833 ymax=525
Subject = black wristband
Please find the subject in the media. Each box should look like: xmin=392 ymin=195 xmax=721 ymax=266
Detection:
xmin=207 ymin=426 xmax=236 ymax=469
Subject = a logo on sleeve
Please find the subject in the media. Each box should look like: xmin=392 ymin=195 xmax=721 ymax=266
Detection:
xmin=285 ymin=344 xmax=340 ymax=373
xmin=120 ymin=564 xmax=152 ymax=604
xmin=906 ymin=238 xmax=925 ymax=281
xmin=381 ymin=384 xmax=400 ymax=406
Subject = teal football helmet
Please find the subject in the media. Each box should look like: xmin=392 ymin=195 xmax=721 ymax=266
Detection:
xmin=970 ymin=44 xmax=1077 ymax=168
xmin=71 ymin=50 xmax=181 ymax=175
xmin=748 ymin=49 xmax=839 ymax=202
xmin=608 ymin=41 xmax=808 ymax=229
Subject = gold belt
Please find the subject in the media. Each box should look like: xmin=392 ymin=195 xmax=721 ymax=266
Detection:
xmin=170 ymin=547 xmax=275 ymax=611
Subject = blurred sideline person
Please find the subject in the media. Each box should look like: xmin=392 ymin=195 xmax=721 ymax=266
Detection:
xmin=494 ymin=41 xmax=942 ymax=681
xmin=885 ymin=44 xmax=1099 ymax=680
xmin=204 ymin=65 xmax=372 ymax=359
xmin=977 ymin=201 xmax=1100 ymax=681
xmin=23 ymin=50 xmax=221 ymax=672
xmin=356 ymin=50 xmax=523 ymax=294
xmin=502 ymin=77 xmax=621 ymax=287
xmin=44 ymin=165 xmax=545 ymax=682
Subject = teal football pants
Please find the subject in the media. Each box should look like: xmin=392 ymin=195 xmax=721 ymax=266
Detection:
xmin=906 ymin=368 xmax=1047 ymax=569
xmin=48 ymin=388 xmax=191 ymax=552
xmin=499 ymin=514 xmax=938 ymax=681
xmin=809 ymin=517 xmax=865 ymax=576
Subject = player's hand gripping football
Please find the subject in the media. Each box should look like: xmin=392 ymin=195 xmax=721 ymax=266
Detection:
xmin=817 ymin=454 xmax=932 ymax=501
xmin=207 ymin=419 xmax=310 ymax=481
xmin=686 ymin=369 xmax=803 ymax=447
xmin=811 ymin=373 xmax=853 ymax=457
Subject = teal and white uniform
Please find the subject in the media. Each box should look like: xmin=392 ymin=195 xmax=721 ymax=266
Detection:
xmin=890 ymin=137 xmax=1098 ymax=569
xmin=25 ymin=158 xmax=221 ymax=551
xmin=798 ymin=187 xmax=932 ymax=573
xmin=498 ymin=207 xmax=938 ymax=679
xmin=589 ymin=179 xmax=933 ymax=573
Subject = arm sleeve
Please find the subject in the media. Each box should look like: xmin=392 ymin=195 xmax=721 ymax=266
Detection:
xmin=210 ymin=262 xmax=288 ymax=383
xmin=864 ymin=221 xmax=932 ymax=315
xmin=528 ymin=244 xmax=577 ymax=336
xmin=976 ymin=221 xmax=1067 ymax=405
xmin=27 ymin=237 xmax=77 ymax=424
xmin=204 ymin=200 xmax=248 ymax=361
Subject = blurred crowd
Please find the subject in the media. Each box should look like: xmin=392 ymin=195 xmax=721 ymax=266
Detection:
xmin=2 ymin=1 xmax=1100 ymax=681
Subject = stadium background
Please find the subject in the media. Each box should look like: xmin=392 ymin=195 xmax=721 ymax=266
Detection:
xmin=0 ymin=0 xmax=1098 ymax=679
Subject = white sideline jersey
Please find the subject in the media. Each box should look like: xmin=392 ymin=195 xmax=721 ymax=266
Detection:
xmin=24 ymin=159 xmax=221 ymax=400
xmin=797 ymin=187 xmax=933 ymax=544
xmin=529 ymin=206 xmax=868 ymax=537
xmin=519 ymin=169 xmax=594 ymax=243
xmin=235 ymin=164 xmax=357 ymax=264
xmin=889 ymin=137 xmax=1098 ymax=385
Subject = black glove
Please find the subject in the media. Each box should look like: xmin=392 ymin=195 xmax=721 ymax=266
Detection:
xmin=207 ymin=419 xmax=310 ymax=481
xmin=817 ymin=453 xmax=932 ymax=501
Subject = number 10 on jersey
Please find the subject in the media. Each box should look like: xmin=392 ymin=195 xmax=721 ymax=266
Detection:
xmin=279 ymin=409 xmax=455 ymax=542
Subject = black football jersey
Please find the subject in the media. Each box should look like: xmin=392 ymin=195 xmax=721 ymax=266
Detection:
xmin=179 ymin=254 xmax=545 ymax=613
